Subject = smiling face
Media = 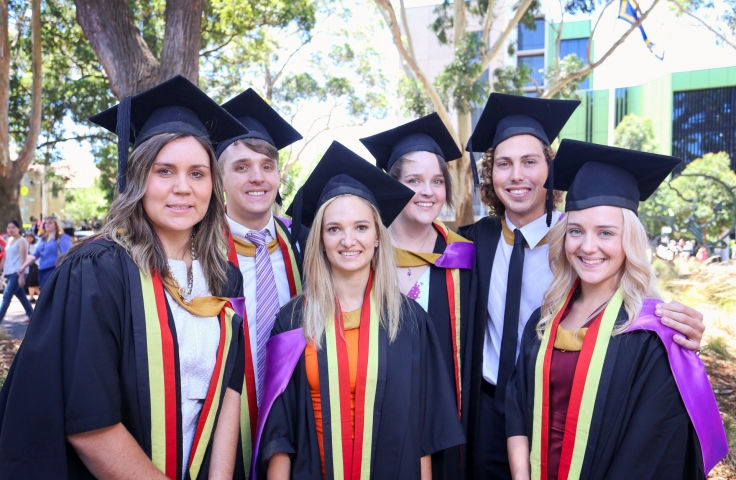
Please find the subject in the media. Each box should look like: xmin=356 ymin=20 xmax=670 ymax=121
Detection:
xmin=322 ymin=195 xmax=378 ymax=280
xmin=492 ymin=134 xmax=549 ymax=227
xmin=394 ymin=151 xmax=447 ymax=227
xmin=142 ymin=136 xmax=213 ymax=240
xmin=220 ymin=141 xmax=280 ymax=229
xmin=565 ymin=206 xmax=626 ymax=290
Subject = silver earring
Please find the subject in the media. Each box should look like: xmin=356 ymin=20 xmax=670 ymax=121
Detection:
xmin=374 ymin=242 xmax=379 ymax=248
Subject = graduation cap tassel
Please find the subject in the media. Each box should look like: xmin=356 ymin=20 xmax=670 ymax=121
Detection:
xmin=467 ymin=139 xmax=480 ymax=190
xmin=116 ymin=96 xmax=132 ymax=193
xmin=545 ymin=159 xmax=555 ymax=227
xmin=289 ymin=187 xmax=304 ymax=248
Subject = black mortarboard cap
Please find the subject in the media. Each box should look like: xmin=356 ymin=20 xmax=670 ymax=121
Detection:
xmin=466 ymin=93 xmax=580 ymax=152
xmin=360 ymin=113 xmax=478 ymax=188
xmin=285 ymin=142 xmax=415 ymax=245
xmin=549 ymin=139 xmax=681 ymax=216
xmin=89 ymin=75 xmax=247 ymax=192
xmin=215 ymin=88 xmax=303 ymax=158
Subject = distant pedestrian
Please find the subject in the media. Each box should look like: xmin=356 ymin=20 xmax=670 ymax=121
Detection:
xmin=23 ymin=231 xmax=39 ymax=302
xmin=696 ymin=245 xmax=709 ymax=263
xmin=0 ymin=220 xmax=34 ymax=323
xmin=17 ymin=215 xmax=72 ymax=289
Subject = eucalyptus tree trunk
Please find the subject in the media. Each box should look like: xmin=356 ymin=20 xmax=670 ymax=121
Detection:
xmin=0 ymin=0 xmax=42 ymax=224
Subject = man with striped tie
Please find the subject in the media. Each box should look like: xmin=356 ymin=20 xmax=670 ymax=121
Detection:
xmin=216 ymin=89 xmax=307 ymax=478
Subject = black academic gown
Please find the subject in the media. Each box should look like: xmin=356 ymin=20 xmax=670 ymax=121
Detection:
xmin=457 ymin=216 xmax=504 ymax=477
xmin=0 ymin=239 xmax=245 ymax=480
xmin=505 ymin=306 xmax=704 ymax=480
xmin=423 ymin=233 xmax=474 ymax=480
xmin=257 ymin=296 xmax=466 ymax=480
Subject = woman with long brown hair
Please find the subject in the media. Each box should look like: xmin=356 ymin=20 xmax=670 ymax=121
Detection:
xmin=359 ymin=113 xmax=475 ymax=479
xmin=506 ymin=141 xmax=727 ymax=480
xmin=0 ymin=76 xmax=248 ymax=480
xmin=252 ymin=142 xmax=464 ymax=480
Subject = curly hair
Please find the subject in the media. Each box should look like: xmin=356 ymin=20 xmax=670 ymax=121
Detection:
xmin=479 ymin=143 xmax=564 ymax=217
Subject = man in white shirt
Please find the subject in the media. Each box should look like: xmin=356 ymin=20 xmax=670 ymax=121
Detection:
xmin=459 ymin=93 xmax=705 ymax=480
xmin=216 ymin=88 xmax=306 ymax=476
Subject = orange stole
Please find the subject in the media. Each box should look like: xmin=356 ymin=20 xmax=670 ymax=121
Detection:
xmin=306 ymin=309 xmax=361 ymax=479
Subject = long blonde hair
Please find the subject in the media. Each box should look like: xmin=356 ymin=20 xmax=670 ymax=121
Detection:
xmin=300 ymin=195 xmax=404 ymax=348
xmin=99 ymin=132 xmax=230 ymax=295
xmin=538 ymin=208 xmax=660 ymax=337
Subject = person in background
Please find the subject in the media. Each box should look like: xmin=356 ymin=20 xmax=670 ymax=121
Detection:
xmin=17 ymin=215 xmax=73 ymax=289
xmin=506 ymin=140 xmax=727 ymax=479
xmin=0 ymin=220 xmax=34 ymax=324
xmin=23 ymin=231 xmax=39 ymax=303
xmin=91 ymin=220 xmax=103 ymax=234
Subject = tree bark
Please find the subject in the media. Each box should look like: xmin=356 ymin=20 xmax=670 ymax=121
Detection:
xmin=74 ymin=0 xmax=161 ymax=98
xmin=0 ymin=0 xmax=42 ymax=224
xmin=159 ymin=0 xmax=203 ymax=85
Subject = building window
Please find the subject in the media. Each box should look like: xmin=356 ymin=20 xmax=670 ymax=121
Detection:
xmin=672 ymin=86 xmax=736 ymax=172
xmin=559 ymin=38 xmax=590 ymax=90
xmin=519 ymin=55 xmax=545 ymax=89
xmin=518 ymin=19 xmax=546 ymax=51
xmin=615 ymin=87 xmax=629 ymax=126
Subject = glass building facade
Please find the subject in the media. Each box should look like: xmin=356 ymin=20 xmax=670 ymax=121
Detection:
xmin=672 ymin=86 xmax=736 ymax=171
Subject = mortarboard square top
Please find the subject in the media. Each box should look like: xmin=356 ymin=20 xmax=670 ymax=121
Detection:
xmin=88 ymin=75 xmax=247 ymax=192
xmin=89 ymin=75 xmax=247 ymax=149
xmin=551 ymin=139 xmax=682 ymax=213
xmin=359 ymin=113 xmax=462 ymax=172
xmin=467 ymin=93 xmax=580 ymax=152
xmin=285 ymin=142 xmax=415 ymax=229
xmin=216 ymin=88 xmax=303 ymax=158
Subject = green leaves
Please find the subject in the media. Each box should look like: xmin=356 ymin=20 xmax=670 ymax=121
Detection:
xmin=614 ymin=114 xmax=659 ymax=153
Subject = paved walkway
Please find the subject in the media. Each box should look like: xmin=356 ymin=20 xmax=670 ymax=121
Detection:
xmin=0 ymin=296 xmax=31 ymax=340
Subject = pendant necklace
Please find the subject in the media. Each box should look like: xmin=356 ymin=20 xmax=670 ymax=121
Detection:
xmin=392 ymin=228 xmax=432 ymax=277
xmin=172 ymin=236 xmax=196 ymax=304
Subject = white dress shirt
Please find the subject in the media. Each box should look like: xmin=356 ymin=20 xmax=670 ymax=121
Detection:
xmin=165 ymin=259 xmax=220 ymax=474
xmin=227 ymin=214 xmax=292 ymax=398
xmin=482 ymin=210 xmax=562 ymax=384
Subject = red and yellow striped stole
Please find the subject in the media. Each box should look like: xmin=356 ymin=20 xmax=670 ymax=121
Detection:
xmin=531 ymin=286 xmax=624 ymax=480
xmin=393 ymin=221 xmax=465 ymax=417
xmin=139 ymin=271 xmax=235 ymax=480
xmin=323 ymin=272 xmax=380 ymax=480
xmin=225 ymin=219 xmax=302 ymax=474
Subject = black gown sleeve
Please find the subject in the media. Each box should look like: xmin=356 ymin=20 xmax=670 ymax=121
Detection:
xmin=506 ymin=308 xmax=541 ymax=439
xmin=0 ymin=241 xmax=128 ymax=477
xmin=228 ymin=317 xmax=245 ymax=393
xmin=600 ymin=333 xmax=703 ymax=480
xmin=417 ymin=306 xmax=466 ymax=456
xmin=224 ymin=261 xmax=244 ymax=298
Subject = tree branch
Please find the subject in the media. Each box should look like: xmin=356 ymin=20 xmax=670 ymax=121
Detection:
xmin=199 ymin=33 xmax=237 ymax=57
xmin=36 ymin=134 xmax=112 ymax=149
xmin=477 ymin=0 xmax=535 ymax=81
xmin=373 ymin=0 xmax=458 ymax=141
xmin=399 ymin=0 xmax=416 ymax=61
xmin=543 ymin=0 xmax=661 ymax=98
xmin=669 ymin=0 xmax=736 ymax=51
xmin=14 ymin=0 xmax=42 ymax=174
xmin=481 ymin=0 xmax=495 ymax=48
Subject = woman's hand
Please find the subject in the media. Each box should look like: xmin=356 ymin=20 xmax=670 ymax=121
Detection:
xmin=18 ymin=274 xmax=25 ymax=288
xmin=656 ymin=301 xmax=705 ymax=352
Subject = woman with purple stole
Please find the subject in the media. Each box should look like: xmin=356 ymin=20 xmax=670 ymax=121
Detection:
xmin=506 ymin=140 xmax=728 ymax=480
xmin=251 ymin=142 xmax=465 ymax=479
xmin=360 ymin=113 xmax=475 ymax=479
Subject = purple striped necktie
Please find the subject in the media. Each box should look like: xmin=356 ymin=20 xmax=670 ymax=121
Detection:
xmin=246 ymin=229 xmax=280 ymax=406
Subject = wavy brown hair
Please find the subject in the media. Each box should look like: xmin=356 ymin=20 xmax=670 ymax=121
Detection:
xmin=479 ymin=143 xmax=563 ymax=217
xmin=74 ymin=132 xmax=230 ymax=295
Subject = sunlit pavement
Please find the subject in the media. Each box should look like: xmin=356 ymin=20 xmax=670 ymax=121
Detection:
xmin=0 ymin=297 xmax=31 ymax=340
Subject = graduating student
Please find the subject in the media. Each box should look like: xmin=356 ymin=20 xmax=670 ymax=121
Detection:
xmin=458 ymin=93 xmax=707 ymax=479
xmin=506 ymin=140 xmax=728 ymax=480
xmin=252 ymin=142 xmax=465 ymax=479
xmin=360 ymin=114 xmax=475 ymax=479
xmin=215 ymin=88 xmax=306 ymax=475
xmin=0 ymin=76 xmax=247 ymax=480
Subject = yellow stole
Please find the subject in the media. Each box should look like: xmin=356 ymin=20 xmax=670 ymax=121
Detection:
xmin=162 ymin=281 xmax=229 ymax=317
xmin=231 ymin=235 xmax=280 ymax=257
xmin=501 ymin=218 xmax=548 ymax=248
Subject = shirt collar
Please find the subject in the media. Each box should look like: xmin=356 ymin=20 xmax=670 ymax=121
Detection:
xmin=505 ymin=209 xmax=562 ymax=249
xmin=226 ymin=214 xmax=276 ymax=243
